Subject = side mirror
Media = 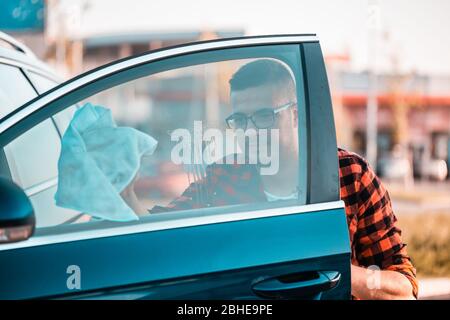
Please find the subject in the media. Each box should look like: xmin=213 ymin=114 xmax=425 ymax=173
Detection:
xmin=0 ymin=176 xmax=35 ymax=243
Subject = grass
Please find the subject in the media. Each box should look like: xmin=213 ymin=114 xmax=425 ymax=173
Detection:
xmin=396 ymin=212 xmax=450 ymax=277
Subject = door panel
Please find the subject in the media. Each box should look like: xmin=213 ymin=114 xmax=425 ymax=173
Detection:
xmin=0 ymin=204 xmax=349 ymax=300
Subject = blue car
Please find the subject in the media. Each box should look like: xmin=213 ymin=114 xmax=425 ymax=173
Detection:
xmin=0 ymin=34 xmax=350 ymax=300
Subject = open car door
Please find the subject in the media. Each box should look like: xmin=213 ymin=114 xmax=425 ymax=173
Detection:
xmin=0 ymin=35 xmax=350 ymax=300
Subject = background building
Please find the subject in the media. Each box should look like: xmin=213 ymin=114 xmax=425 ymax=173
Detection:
xmin=329 ymin=66 xmax=450 ymax=180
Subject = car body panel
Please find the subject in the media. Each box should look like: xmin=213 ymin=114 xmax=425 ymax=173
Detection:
xmin=0 ymin=205 xmax=349 ymax=300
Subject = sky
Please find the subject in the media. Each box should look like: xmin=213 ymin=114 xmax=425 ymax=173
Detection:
xmin=65 ymin=0 xmax=450 ymax=75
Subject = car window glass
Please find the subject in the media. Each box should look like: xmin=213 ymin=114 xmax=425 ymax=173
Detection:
xmin=79 ymin=58 xmax=302 ymax=219
xmin=5 ymin=46 xmax=306 ymax=230
xmin=4 ymin=117 xmax=84 ymax=228
xmin=4 ymin=119 xmax=60 ymax=189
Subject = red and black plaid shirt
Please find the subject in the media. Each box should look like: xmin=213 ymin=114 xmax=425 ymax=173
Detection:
xmin=338 ymin=148 xmax=417 ymax=298
xmin=151 ymin=148 xmax=418 ymax=298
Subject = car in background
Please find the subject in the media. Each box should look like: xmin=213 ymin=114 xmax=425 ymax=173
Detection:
xmin=378 ymin=155 xmax=412 ymax=182
xmin=420 ymin=159 xmax=448 ymax=181
xmin=0 ymin=32 xmax=89 ymax=227
xmin=0 ymin=31 xmax=62 ymax=116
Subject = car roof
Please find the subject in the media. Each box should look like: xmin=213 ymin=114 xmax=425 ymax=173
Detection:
xmin=0 ymin=31 xmax=60 ymax=82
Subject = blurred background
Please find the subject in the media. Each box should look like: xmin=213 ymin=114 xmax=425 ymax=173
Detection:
xmin=1 ymin=0 xmax=449 ymax=298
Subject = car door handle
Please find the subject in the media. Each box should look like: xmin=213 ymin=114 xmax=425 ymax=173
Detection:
xmin=251 ymin=271 xmax=341 ymax=299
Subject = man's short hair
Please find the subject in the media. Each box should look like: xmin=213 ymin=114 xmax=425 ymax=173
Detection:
xmin=229 ymin=59 xmax=295 ymax=92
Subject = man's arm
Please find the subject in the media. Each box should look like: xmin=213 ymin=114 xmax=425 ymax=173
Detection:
xmin=120 ymin=177 xmax=149 ymax=216
xmin=351 ymin=155 xmax=418 ymax=300
xmin=351 ymin=265 xmax=415 ymax=300
xmin=119 ymin=165 xmax=207 ymax=215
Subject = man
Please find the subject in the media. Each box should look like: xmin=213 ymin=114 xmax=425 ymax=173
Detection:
xmin=123 ymin=59 xmax=418 ymax=299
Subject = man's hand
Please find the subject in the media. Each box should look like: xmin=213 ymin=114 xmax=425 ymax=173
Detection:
xmin=351 ymin=264 xmax=416 ymax=300
xmin=120 ymin=175 xmax=149 ymax=216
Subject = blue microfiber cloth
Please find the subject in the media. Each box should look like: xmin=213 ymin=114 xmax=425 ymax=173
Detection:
xmin=54 ymin=103 xmax=158 ymax=221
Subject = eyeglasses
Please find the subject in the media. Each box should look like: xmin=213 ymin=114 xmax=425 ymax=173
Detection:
xmin=225 ymin=102 xmax=296 ymax=130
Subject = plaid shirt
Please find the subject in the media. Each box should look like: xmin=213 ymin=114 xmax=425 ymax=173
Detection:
xmin=338 ymin=148 xmax=417 ymax=298
xmin=151 ymin=148 xmax=418 ymax=298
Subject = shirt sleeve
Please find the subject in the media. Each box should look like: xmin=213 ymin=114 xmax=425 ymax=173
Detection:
xmin=149 ymin=180 xmax=207 ymax=213
xmin=354 ymin=159 xmax=418 ymax=299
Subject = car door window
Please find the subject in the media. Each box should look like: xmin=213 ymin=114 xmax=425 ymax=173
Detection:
xmin=4 ymin=45 xmax=307 ymax=231
xmin=0 ymin=64 xmax=37 ymax=118
xmin=3 ymin=117 xmax=83 ymax=227
xmin=4 ymin=119 xmax=60 ymax=188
